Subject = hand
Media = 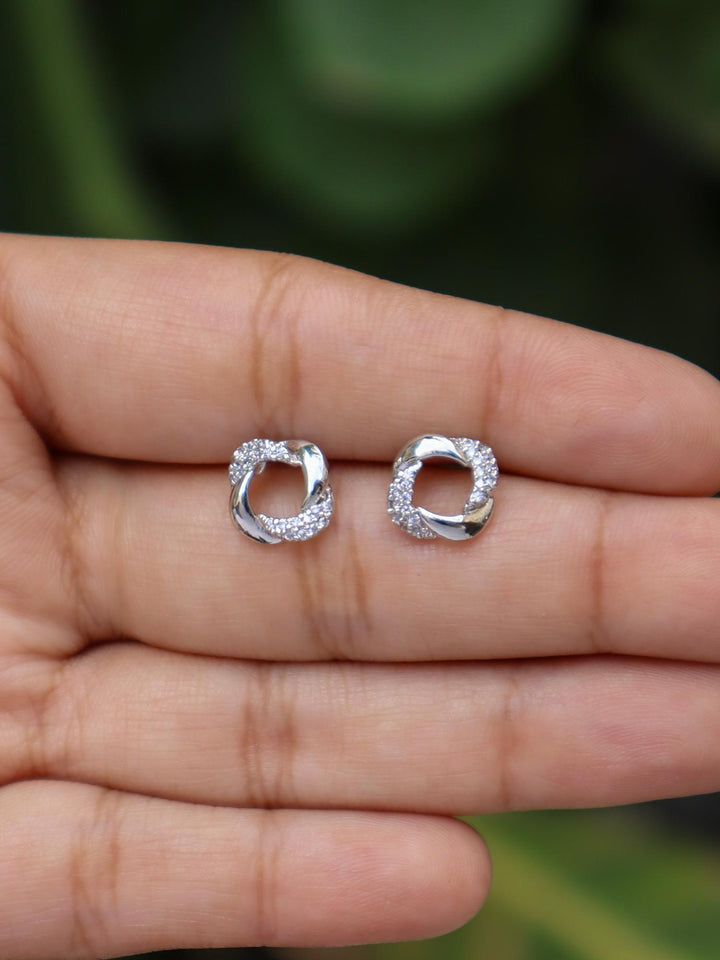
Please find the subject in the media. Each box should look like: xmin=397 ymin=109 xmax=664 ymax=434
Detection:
xmin=0 ymin=233 xmax=718 ymax=959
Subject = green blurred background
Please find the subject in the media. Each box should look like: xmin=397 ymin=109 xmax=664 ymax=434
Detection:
xmin=1 ymin=1 xmax=719 ymax=958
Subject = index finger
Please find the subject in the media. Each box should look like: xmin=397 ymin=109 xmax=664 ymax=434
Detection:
xmin=2 ymin=233 xmax=719 ymax=493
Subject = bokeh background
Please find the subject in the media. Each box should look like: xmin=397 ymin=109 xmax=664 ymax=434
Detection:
xmin=2 ymin=1 xmax=719 ymax=958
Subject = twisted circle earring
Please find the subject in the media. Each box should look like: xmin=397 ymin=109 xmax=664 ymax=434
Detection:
xmin=387 ymin=434 xmax=498 ymax=541
xmin=229 ymin=439 xmax=334 ymax=544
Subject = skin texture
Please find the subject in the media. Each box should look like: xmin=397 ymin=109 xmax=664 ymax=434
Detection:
xmin=0 ymin=232 xmax=718 ymax=958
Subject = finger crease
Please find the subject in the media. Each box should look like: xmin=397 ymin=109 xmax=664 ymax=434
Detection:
xmin=68 ymin=788 xmax=123 ymax=958
xmin=53 ymin=463 xmax=103 ymax=642
xmin=240 ymin=664 xmax=299 ymax=809
xmin=295 ymin=541 xmax=346 ymax=661
xmin=496 ymin=670 xmax=521 ymax=812
xmin=340 ymin=507 xmax=373 ymax=660
xmin=248 ymin=255 xmax=301 ymax=439
xmin=587 ymin=491 xmax=612 ymax=655
xmin=252 ymin=808 xmax=281 ymax=945
xmin=480 ymin=304 xmax=508 ymax=438
xmin=0 ymin=252 xmax=71 ymax=449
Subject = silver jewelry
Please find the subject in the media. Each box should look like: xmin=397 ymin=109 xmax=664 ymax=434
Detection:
xmin=229 ymin=439 xmax=334 ymax=543
xmin=388 ymin=434 xmax=498 ymax=540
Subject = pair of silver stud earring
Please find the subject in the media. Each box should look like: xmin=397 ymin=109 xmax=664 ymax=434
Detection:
xmin=228 ymin=434 xmax=498 ymax=544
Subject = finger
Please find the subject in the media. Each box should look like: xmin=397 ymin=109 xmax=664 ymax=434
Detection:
xmin=9 ymin=644 xmax=720 ymax=815
xmin=0 ymin=780 xmax=487 ymax=959
xmin=62 ymin=458 xmax=720 ymax=662
xmin=2 ymin=233 xmax=719 ymax=493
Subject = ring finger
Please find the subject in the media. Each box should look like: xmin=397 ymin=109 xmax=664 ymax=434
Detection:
xmin=8 ymin=641 xmax=720 ymax=814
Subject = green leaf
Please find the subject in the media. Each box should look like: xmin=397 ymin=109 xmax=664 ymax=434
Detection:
xmin=490 ymin=811 xmax=720 ymax=960
xmin=11 ymin=0 xmax=166 ymax=238
xmin=235 ymin=12 xmax=499 ymax=234
xmin=278 ymin=0 xmax=583 ymax=121
xmin=475 ymin=813 xmax=715 ymax=960
xmin=600 ymin=1 xmax=720 ymax=165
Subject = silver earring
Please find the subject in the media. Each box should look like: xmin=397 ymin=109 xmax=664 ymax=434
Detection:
xmin=388 ymin=434 xmax=498 ymax=540
xmin=229 ymin=439 xmax=334 ymax=543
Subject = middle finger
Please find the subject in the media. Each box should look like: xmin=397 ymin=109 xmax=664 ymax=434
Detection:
xmin=60 ymin=458 xmax=720 ymax=663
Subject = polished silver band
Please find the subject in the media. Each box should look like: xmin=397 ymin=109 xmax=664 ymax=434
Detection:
xmin=229 ymin=439 xmax=334 ymax=543
xmin=388 ymin=434 xmax=498 ymax=540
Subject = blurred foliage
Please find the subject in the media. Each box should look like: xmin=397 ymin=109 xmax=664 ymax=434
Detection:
xmin=0 ymin=0 xmax=717 ymax=374
xmin=1 ymin=1 xmax=720 ymax=958
xmin=278 ymin=0 xmax=581 ymax=120
xmin=600 ymin=0 xmax=720 ymax=163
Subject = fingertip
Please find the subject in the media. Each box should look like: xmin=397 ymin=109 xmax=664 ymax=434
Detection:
xmin=362 ymin=814 xmax=492 ymax=944
xmin=669 ymin=358 xmax=720 ymax=495
xmin=541 ymin=332 xmax=720 ymax=495
xmin=416 ymin=816 xmax=492 ymax=940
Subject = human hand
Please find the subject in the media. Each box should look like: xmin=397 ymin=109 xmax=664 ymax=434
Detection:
xmin=0 ymin=234 xmax=718 ymax=959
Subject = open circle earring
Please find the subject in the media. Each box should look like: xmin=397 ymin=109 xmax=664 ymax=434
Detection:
xmin=229 ymin=439 xmax=334 ymax=544
xmin=387 ymin=434 xmax=498 ymax=541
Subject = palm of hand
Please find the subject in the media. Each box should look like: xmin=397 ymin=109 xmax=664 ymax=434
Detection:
xmin=1 ymin=233 xmax=719 ymax=960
